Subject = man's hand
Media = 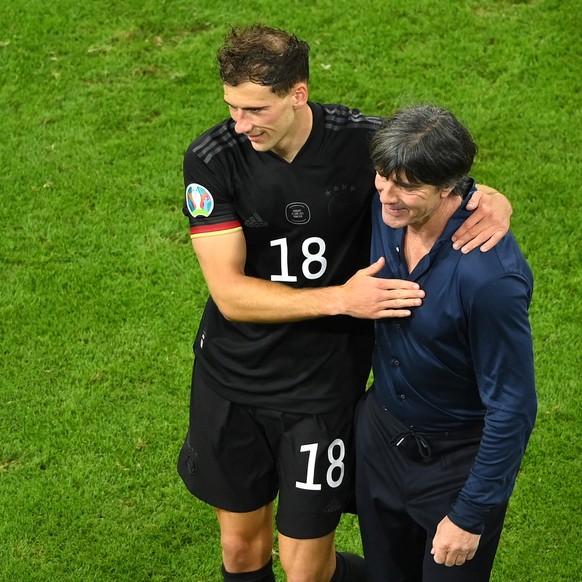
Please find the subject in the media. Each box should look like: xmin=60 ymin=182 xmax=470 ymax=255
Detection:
xmin=452 ymin=185 xmax=512 ymax=254
xmin=431 ymin=516 xmax=481 ymax=567
xmin=338 ymin=257 xmax=424 ymax=319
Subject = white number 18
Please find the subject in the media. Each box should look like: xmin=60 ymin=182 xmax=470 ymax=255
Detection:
xmin=295 ymin=438 xmax=346 ymax=490
xmin=270 ymin=237 xmax=327 ymax=282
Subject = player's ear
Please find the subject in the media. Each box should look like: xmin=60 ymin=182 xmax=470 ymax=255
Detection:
xmin=440 ymin=186 xmax=455 ymax=198
xmin=291 ymin=83 xmax=308 ymax=107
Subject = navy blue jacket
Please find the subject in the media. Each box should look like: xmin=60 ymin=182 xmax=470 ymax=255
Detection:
xmin=371 ymin=187 xmax=537 ymax=532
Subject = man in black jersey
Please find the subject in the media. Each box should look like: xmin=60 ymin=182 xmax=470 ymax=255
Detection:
xmin=177 ymin=24 xmax=512 ymax=582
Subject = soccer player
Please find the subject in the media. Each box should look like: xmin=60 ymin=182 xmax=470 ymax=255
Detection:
xmin=355 ymin=105 xmax=536 ymax=581
xmin=177 ymin=25 xmax=512 ymax=582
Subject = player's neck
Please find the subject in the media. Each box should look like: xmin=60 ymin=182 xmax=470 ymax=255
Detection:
xmin=275 ymin=105 xmax=313 ymax=163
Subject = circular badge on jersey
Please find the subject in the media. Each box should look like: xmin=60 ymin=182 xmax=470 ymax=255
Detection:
xmin=185 ymin=183 xmax=214 ymax=218
xmin=286 ymin=202 xmax=311 ymax=224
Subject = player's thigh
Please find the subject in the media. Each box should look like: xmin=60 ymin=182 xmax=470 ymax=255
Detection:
xmin=275 ymin=407 xmax=355 ymax=539
xmin=178 ymin=379 xmax=278 ymax=512
xmin=216 ymin=503 xmax=275 ymax=540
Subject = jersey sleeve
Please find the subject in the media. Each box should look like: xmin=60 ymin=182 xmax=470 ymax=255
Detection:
xmin=182 ymin=139 xmax=242 ymax=239
xmin=448 ymin=272 xmax=537 ymax=533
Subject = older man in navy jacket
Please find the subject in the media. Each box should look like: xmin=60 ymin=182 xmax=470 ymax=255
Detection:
xmin=355 ymin=105 xmax=536 ymax=582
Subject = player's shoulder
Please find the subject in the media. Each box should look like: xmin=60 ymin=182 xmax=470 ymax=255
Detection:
xmin=186 ymin=118 xmax=247 ymax=165
xmin=458 ymin=232 xmax=533 ymax=289
xmin=318 ymin=102 xmax=382 ymax=131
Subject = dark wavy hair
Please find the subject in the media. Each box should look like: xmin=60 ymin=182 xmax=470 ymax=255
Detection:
xmin=370 ymin=105 xmax=477 ymax=196
xmin=217 ymin=24 xmax=310 ymax=96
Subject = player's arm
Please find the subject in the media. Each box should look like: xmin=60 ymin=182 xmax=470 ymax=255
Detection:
xmin=192 ymin=231 xmax=424 ymax=323
xmin=452 ymin=185 xmax=513 ymax=253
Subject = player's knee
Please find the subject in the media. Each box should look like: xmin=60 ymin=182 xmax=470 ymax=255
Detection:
xmin=220 ymin=533 xmax=272 ymax=572
xmin=279 ymin=531 xmax=336 ymax=582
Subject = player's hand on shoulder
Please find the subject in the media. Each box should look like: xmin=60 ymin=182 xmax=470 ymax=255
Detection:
xmin=452 ymin=185 xmax=512 ymax=254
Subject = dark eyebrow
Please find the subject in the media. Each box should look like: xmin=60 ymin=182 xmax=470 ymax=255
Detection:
xmin=223 ymin=100 xmax=268 ymax=111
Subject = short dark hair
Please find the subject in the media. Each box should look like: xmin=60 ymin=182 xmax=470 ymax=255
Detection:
xmin=370 ymin=105 xmax=477 ymax=196
xmin=217 ymin=24 xmax=310 ymax=96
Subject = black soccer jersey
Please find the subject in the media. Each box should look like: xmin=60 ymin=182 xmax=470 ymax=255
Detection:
xmin=183 ymin=102 xmax=381 ymax=414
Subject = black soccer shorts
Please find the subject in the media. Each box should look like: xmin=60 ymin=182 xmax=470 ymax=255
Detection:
xmin=177 ymin=376 xmax=356 ymax=539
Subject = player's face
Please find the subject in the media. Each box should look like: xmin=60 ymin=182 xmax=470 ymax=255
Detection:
xmin=224 ymin=82 xmax=304 ymax=159
xmin=375 ymin=172 xmax=449 ymax=230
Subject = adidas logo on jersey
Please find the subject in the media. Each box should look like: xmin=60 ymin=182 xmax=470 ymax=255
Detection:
xmin=244 ymin=212 xmax=268 ymax=227
xmin=324 ymin=497 xmax=343 ymax=514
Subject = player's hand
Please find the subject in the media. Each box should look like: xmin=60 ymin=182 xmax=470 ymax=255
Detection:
xmin=339 ymin=257 xmax=424 ymax=319
xmin=431 ymin=516 xmax=481 ymax=567
xmin=451 ymin=185 xmax=512 ymax=254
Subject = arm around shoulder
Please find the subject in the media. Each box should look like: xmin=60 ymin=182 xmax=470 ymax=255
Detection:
xmin=452 ymin=184 xmax=513 ymax=253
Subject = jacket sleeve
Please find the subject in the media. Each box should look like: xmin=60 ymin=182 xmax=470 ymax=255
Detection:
xmin=448 ymin=272 xmax=537 ymax=534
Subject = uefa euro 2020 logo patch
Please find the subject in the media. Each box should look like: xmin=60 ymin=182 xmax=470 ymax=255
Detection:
xmin=185 ymin=183 xmax=214 ymax=218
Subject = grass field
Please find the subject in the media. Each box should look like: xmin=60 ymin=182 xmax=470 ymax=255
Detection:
xmin=1 ymin=0 xmax=581 ymax=580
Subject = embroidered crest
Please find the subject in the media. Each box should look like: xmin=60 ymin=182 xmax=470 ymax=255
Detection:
xmin=186 ymin=183 xmax=214 ymax=218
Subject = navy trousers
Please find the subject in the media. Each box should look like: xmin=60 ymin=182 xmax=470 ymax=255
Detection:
xmin=355 ymin=390 xmax=507 ymax=582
